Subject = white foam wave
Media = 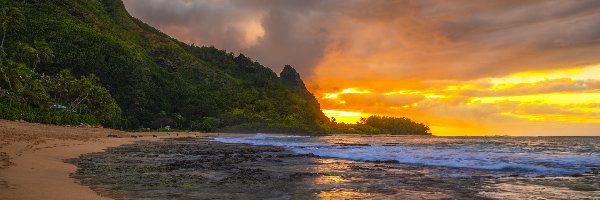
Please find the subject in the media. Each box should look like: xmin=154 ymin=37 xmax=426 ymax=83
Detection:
xmin=213 ymin=134 xmax=600 ymax=176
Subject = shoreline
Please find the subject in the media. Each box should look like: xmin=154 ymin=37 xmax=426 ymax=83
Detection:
xmin=0 ymin=120 xmax=201 ymax=200
xmin=2 ymin=120 xmax=599 ymax=199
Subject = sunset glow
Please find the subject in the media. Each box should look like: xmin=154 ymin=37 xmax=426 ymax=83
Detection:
xmin=315 ymin=64 xmax=600 ymax=136
xmin=322 ymin=110 xmax=367 ymax=124
xmin=7 ymin=2 xmax=600 ymax=199
xmin=124 ymin=0 xmax=600 ymax=136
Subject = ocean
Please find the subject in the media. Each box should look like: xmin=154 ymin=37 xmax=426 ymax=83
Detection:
xmin=216 ymin=134 xmax=600 ymax=177
xmin=69 ymin=134 xmax=600 ymax=199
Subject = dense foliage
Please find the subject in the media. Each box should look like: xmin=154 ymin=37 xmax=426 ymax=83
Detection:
xmin=0 ymin=0 xmax=325 ymax=132
xmin=323 ymin=116 xmax=431 ymax=135
xmin=0 ymin=44 xmax=121 ymax=126
xmin=0 ymin=0 xmax=431 ymax=135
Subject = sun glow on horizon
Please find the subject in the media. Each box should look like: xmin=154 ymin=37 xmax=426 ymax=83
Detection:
xmin=313 ymin=64 xmax=600 ymax=136
xmin=123 ymin=0 xmax=600 ymax=136
xmin=322 ymin=109 xmax=369 ymax=124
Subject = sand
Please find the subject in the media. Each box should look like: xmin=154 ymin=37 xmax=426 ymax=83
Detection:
xmin=0 ymin=120 xmax=199 ymax=200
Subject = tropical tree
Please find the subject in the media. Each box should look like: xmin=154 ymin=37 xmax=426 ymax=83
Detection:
xmin=9 ymin=41 xmax=53 ymax=71
xmin=42 ymin=69 xmax=121 ymax=127
xmin=0 ymin=7 xmax=24 ymax=52
xmin=11 ymin=42 xmax=39 ymax=69
xmin=0 ymin=60 xmax=31 ymax=94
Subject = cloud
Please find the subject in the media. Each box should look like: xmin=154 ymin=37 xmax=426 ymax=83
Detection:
xmin=124 ymin=0 xmax=600 ymax=80
xmin=458 ymin=79 xmax=600 ymax=97
xmin=122 ymin=0 xmax=600 ymax=135
xmin=314 ymin=64 xmax=600 ymax=135
xmin=321 ymin=93 xmax=424 ymax=111
xmin=314 ymin=0 xmax=600 ymax=85
xmin=123 ymin=0 xmax=334 ymax=76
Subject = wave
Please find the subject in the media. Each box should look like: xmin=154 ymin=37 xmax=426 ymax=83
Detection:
xmin=214 ymin=134 xmax=600 ymax=176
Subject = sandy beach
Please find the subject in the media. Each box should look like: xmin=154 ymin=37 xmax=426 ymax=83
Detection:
xmin=2 ymin=120 xmax=599 ymax=199
xmin=0 ymin=120 xmax=198 ymax=200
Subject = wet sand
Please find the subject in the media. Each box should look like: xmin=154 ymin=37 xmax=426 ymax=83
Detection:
xmin=68 ymin=137 xmax=600 ymax=199
xmin=0 ymin=120 xmax=200 ymax=200
xmin=2 ymin=120 xmax=599 ymax=199
xmin=66 ymin=137 xmax=488 ymax=199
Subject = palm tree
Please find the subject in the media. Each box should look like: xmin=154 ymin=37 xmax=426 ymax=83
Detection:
xmin=0 ymin=60 xmax=31 ymax=93
xmin=0 ymin=7 xmax=24 ymax=51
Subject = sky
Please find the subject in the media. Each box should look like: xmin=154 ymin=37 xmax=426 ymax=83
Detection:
xmin=123 ymin=0 xmax=600 ymax=136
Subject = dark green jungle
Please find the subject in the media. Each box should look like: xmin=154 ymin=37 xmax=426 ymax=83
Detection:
xmin=0 ymin=0 xmax=430 ymax=135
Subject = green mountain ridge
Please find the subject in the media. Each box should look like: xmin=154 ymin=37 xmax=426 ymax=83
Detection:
xmin=1 ymin=0 xmax=326 ymax=133
xmin=0 ymin=0 xmax=431 ymax=135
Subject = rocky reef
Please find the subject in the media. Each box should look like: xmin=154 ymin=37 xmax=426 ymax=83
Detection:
xmin=68 ymin=137 xmax=600 ymax=199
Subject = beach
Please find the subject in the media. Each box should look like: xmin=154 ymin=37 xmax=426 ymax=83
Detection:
xmin=1 ymin=120 xmax=599 ymax=199
xmin=0 ymin=120 xmax=198 ymax=200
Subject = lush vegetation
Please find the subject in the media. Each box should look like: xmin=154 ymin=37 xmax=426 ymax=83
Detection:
xmin=0 ymin=46 xmax=121 ymax=126
xmin=0 ymin=0 xmax=431 ymax=135
xmin=323 ymin=116 xmax=431 ymax=135
xmin=1 ymin=3 xmax=120 ymax=127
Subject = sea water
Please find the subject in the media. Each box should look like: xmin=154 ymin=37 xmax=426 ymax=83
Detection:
xmin=215 ymin=134 xmax=600 ymax=177
xmin=69 ymin=135 xmax=600 ymax=199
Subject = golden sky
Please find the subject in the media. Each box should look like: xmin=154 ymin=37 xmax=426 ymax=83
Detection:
xmin=124 ymin=0 xmax=600 ymax=135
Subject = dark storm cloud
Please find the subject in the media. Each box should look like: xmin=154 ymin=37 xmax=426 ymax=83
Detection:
xmin=123 ymin=0 xmax=600 ymax=80
xmin=429 ymin=0 xmax=600 ymax=77
xmin=123 ymin=0 xmax=334 ymax=76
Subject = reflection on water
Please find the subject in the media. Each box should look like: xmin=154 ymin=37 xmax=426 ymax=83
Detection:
xmin=216 ymin=134 xmax=600 ymax=177
xmin=71 ymin=136 xmax=600 ymax=199
xmin=216 ymin=134 xmax=600 ymax=199
xmin=317 ymin=188 xmax=370 ymax=199
xmin=482 ymin=177 xmax=600 ymax=199
xmin=314 ymin=175 xmax=348 ymax=185
xmin=299 ymin=157 xmax=600 ymax=199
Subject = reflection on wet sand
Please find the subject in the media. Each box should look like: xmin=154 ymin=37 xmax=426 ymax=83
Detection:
xmin=317 ymin=188 xmax=370 ymax=199
xmin=68 ymin=137 xmax=600 ymax=199
xmin=481 ymin=176 xmax=600 ymax=199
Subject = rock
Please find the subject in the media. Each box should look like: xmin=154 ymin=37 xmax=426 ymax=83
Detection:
xmin=275 ymin=153 xmax=319 ymax=158
xmin=107 ymin=134 xmax=119 ymax=138
xmin=334 ymin=143 xmax=370 ymax=146
xmin=372 ymin=160 xmax=399 ymax=164
xmin=302 ymin=153 xmax=320 ymax=157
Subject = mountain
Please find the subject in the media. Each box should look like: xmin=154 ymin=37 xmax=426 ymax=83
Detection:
xmin=280 ymin=65 xmax=328 ymax=122
xmin=0 ymin=0 xmax=326 ymax=133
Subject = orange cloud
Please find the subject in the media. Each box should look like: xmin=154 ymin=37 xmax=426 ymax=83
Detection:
xmin=315 ymin=65 xmax=600 ymax=136
xmin=124 ymin=1 xmax=600 ymax=135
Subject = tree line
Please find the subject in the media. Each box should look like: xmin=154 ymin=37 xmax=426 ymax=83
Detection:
xmin=0 ymin=1 xmax=432 ymax=135
xmin=322 ymin=116 xmax=431 ymax=135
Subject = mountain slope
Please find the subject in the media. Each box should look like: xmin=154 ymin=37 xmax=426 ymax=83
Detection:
xmin=1 ymin=0 xmax=326 ymax=133
xmin=280 ymin=65 xmax=328 ymax=121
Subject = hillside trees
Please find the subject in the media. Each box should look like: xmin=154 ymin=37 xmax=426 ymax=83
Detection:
xmin=0 ymin=15 xmax=121 ymax=127
xmin=0 ymin=60 xmax=121 ymax=127
xmin=0 ymin=7 xmax=24 ymax=52
xmin=42 ymin=70 xmax=122 ymax=127
xmin=0 ymin=0 xmax=432 ymax=135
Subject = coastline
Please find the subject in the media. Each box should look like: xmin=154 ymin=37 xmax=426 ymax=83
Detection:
xmin=2 ymin=120 xmax=598 ymax=199
xmin=0 ymin=120 xmax=200 ymax=200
